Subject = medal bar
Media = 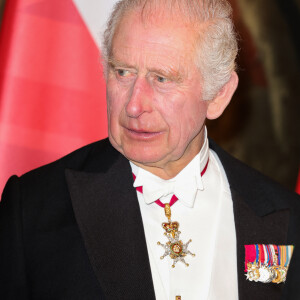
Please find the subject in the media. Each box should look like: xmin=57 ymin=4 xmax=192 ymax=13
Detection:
xmin=245 ymin=244 xmax=294 ymax=283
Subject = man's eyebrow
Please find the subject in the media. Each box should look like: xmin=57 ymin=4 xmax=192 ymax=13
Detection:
xmin=107 ymin=58 xmax=136 ymax=69
xmin=108 ymin=57 xmax=183 ymax=81
xmin=149 ymin=67 xmax=183 ymax=82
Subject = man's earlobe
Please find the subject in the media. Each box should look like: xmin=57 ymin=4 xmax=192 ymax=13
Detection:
xmin=206 ymin=71 xmax=239 ymax=120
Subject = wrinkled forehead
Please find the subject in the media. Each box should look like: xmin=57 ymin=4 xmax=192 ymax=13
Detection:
xmin=131 ymin=0 xmax=205 ymax=24
xmin=111 ymin=0 xmax=203 ymax=46
xmin=135 ymin=5 xmax=201 ymax=37
xmin=111 ymin=9 xmax=199 ymax=74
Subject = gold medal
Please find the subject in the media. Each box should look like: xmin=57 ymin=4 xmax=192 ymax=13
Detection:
xmin=157 ymin=203 xmax=195 ymax=268
xmin=246 ymin=262 xmax=260 ymax=282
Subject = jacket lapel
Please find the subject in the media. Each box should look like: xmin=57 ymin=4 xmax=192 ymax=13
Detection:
xmin=231 ymin=188 xmax=289 ymax=299
xmin=65 ymin=144 xmax=155 ymax=299
xmin=209 ymin=140 xmax=291 ymax=300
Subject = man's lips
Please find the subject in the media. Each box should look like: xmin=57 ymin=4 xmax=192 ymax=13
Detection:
xmin=124 ymin=127 xmax=163 ymax=139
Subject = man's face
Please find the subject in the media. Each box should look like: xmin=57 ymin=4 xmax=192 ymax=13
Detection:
xmin=106 ymin=11 xmax=209 ymax=171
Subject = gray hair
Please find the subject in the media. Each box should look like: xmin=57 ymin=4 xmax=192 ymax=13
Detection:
xmin=102 ymin=0 xmax=238 ymax=100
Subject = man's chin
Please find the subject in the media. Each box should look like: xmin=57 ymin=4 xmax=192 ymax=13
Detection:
xmin=126 ymin=153 xmax=162 ymax=166
xmin=108 ymin=136 xmax=169 ymax=166
xmin=122 ymin=147 xmax=167 ymax=167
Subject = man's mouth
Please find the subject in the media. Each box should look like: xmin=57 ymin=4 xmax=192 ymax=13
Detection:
xmin=125 ymin=127 xmax=163 ymax=139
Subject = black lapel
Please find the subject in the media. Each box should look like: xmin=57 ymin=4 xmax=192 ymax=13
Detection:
xmin=209 ymin=139 xmax=293 ymax=300
xmin=232 ymin=189 xmax=289 ymax=300
xmin=65 ymin=141 xmax=155 ymax=300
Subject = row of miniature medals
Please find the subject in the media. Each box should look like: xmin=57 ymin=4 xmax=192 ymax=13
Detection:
xmin=245 ymin=244 xmax=294 ymax=284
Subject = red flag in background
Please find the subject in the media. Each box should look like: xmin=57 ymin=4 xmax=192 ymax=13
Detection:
xmin=296 ymin=169 xmax=300 ymax=195
xmin=0 ymin=0 xmax=116 ymax=193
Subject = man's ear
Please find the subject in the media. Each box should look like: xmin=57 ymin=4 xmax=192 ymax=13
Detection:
xmin=206 ymin=71 xmax=238 ymax=120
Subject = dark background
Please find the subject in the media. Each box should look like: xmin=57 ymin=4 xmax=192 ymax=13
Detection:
xmin=0 ymin=0 xmax=299 ymax=190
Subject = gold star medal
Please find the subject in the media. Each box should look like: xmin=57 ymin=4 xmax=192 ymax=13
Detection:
xmin=157 ymin=199 xmax=195 ymax=268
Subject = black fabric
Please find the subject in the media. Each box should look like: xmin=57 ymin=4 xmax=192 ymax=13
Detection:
xmin=0 ymin=138 xmax=299 ymax=300
xmin=65 ymin=153 xmax=155 ymax=299
xmin=232 ymin=189 xmax=288 ymax=299
xmin=209 ymin=140 xmax=300 ymax=300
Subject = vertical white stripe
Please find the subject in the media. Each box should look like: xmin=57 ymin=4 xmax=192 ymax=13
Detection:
xmin=72 ymin=0 xmax=119 ymax=48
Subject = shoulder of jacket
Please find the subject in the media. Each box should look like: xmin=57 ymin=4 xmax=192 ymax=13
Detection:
xmin=209 ymin=138 xmax=300 ymax=210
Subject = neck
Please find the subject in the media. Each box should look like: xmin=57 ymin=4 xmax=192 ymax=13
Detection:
xmin=132 ymin=130 xmax=205 ymax=180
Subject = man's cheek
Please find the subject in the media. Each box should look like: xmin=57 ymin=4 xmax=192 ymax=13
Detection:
xmin=107 ymin=93 xmax=122 ymax=119
xmin=180 ymin=114 xmax=199 ymax=137
xmin=107 ymin=100 xmax=120 ymax=131
xmin=162 ymin=97 xmax=185 ymax=112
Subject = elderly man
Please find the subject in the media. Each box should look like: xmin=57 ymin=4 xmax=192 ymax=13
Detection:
xmin=0 ymin=0 xmax=299 ymax=299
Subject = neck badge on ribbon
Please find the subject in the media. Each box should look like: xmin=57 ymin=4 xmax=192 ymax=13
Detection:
xmin=133 ymin=158 xmax=209 ymax=268
xmin=157 ymin=199 xmax=195 ymax=268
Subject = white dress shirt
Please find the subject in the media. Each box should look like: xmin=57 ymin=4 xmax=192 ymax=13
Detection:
xmin=130 ymin=131 xmax=238 ymax=300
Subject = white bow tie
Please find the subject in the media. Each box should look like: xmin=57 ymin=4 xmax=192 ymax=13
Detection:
xmin=132 ymin=139 xmax=209 ymax=207
xmin=134 ymin=170 xmax=204 ymax=208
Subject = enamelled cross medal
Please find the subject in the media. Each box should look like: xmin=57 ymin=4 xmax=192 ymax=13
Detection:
xmin=157 ymin=197 xmax=195 ymax=268
xmin=156 ymin=159 xmax=209 ymax=268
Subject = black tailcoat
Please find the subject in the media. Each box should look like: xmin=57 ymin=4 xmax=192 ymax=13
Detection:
xmin=0 ymin=138 xmax=299 ymax=299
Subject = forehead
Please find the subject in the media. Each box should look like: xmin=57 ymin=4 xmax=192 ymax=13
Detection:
xmin=111 ymin=10 xmax=198 ymax=70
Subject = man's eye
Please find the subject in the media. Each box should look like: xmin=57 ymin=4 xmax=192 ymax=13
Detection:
xmin=116 ymin=69 xmax=130 ymax=77
xmin=156 ymin=76 xmax=169 ymax=83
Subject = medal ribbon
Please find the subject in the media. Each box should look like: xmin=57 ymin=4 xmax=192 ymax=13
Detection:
xmin=270 ymin=245 xmax=275 ymax=265
xmin=259 ymin=244 xmax=265 ymax=265
xmin=255 ymin=244 xmax=259 ymax=264
xmin=286 ymin=246 xmax=289 ymax=267
xmin=244 ymin=245 xmax=256 ymax=271
xmin=274 ymin=245 xmax=279 ymax=265
xmin=279 ymin=246 xmax=285 ymax=267
xmin=263 ymin=244 xmax=268 ymax=265
xmin=267 ymin=245 xmax=273 ymax=266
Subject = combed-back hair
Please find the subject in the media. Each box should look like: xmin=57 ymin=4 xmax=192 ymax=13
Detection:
xmin=102 ymin=0 xmax=238 ymax=100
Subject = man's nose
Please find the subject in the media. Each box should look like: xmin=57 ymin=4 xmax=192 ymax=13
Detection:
xmin=125 ymin=77 xmax=153 ymax=118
